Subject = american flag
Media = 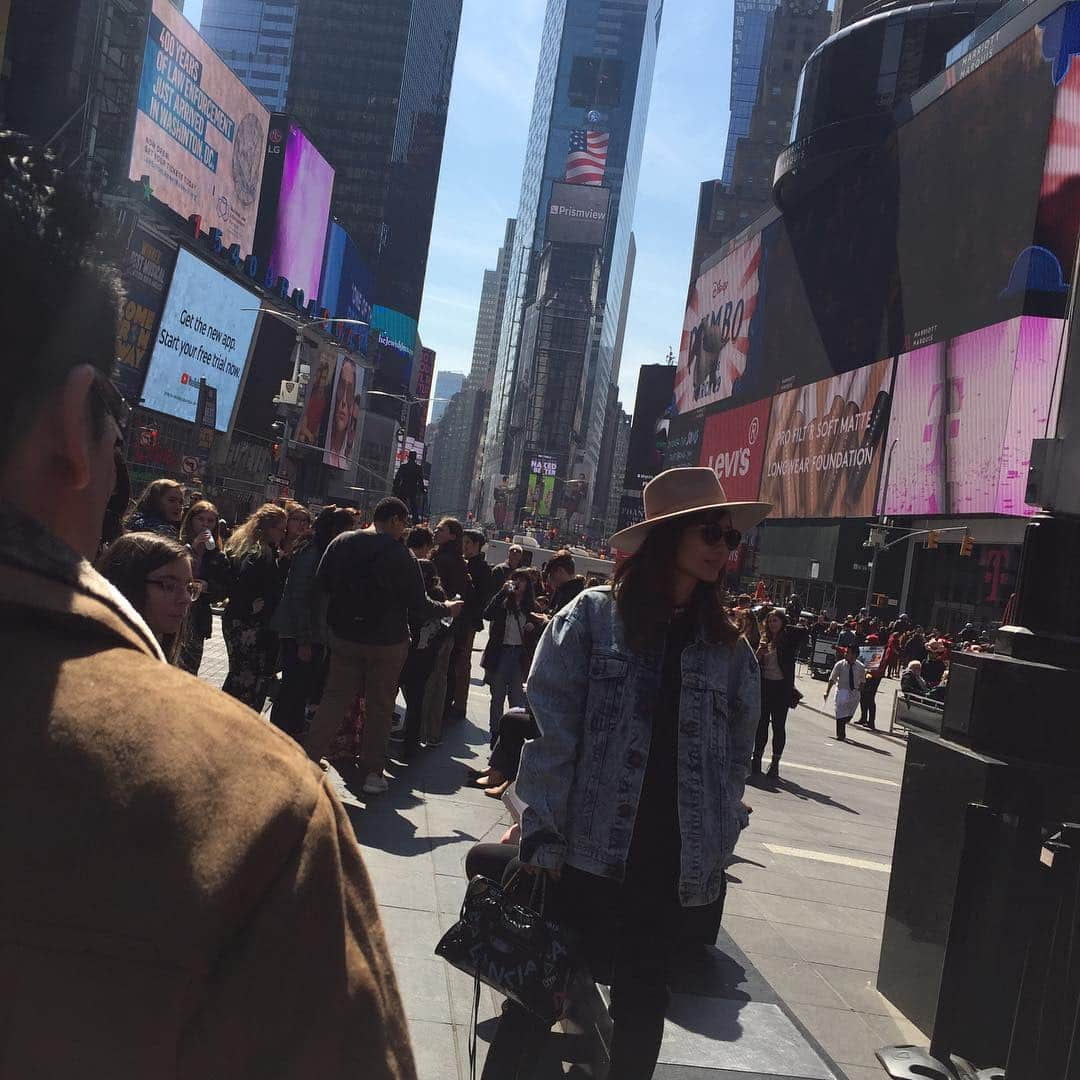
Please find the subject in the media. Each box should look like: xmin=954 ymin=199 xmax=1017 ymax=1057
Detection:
xmin=565 ymin=129 xmax=608 ymax=185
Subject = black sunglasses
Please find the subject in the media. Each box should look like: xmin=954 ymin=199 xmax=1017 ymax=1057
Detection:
xmin=696 ymin=517 xmax=741 ymax=550
xmin=92 ymin=369 xmax=132 ymax=439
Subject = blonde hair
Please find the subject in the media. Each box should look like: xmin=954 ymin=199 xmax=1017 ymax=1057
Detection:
xmin=225 ymin=503 xmax=286 ymax=559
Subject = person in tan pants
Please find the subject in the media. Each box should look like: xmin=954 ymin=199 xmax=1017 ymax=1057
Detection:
xmin=305 ymin=497 xmax=462 ymax=795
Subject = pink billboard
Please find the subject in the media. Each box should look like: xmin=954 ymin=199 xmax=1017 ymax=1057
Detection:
xmin=881 ymin=315 xmax=1065 ymax=516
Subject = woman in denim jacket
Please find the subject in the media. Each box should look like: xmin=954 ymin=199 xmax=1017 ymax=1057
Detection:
xmin=483 ymin=468 xmax=770 ymax=1080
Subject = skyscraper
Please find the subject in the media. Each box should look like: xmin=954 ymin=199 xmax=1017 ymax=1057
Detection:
xmin=199 ymin=0 xmax=298 ymax=111
xmin=696 ymin=0 xmax=831 ymax=266
xmin=480 ymin=0 xmax=662 ymax=530
xmin=285 ymin=0 xmax=463 ymax=320
xmin=431 ymin=371 xmax=466 ymax=425
xmin=723 ymin=0 xmax=779 ymax=185
xmin=471 ymin=219 xmax=518 ymax=388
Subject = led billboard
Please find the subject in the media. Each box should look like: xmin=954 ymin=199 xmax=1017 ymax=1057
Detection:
xmin=112 ymin=223 xmax=175 ymax=403
xmin=759 ymin=358 xmax=894 ymax=519
xmin=130 ymin=0 xmax=270 ymax=252
xmin=325 ymin=353 xmax=362 ymax=470
xmin=142 ymin=248 xmax=260 ymax=430
xmin=319 ymin=221 xmax=375 ymax=354
xmin=547 ymin=181 xmax=611 ymax=246
xmin=676 ymin=234 xmax=762 ymax=414
xmin=623 ymin=365 xmax=675 ymax=493
xmin=254 ymin=115 xmax=334 ymax=303
xmin=369 ymin=305 xmax=418 ymax=411
xmin=699 ymin=398 xmax=772 ymax=503
xmin=881 ymin=315 xmax=1065 ymax=517
xmin=525 ymin=455 xmax=558 ymax=518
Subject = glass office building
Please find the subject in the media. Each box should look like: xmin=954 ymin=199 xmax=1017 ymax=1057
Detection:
xmin=722 ymin=0 xmax=778 ymax=185
xmin=480 ymin=0 xmax=662 ymax=525
xmin=286 ymin=0 xmax=462 ymax=321
xmin=199 ymin=0 xmax=298 ymax=111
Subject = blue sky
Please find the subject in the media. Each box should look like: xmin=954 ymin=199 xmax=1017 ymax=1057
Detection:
xmin=187 ymin=0 xmax=736 ymax=418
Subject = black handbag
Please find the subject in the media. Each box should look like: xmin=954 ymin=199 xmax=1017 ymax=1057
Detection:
xmin=435 ymin=872 xmax=576 ymax=1076
xmin=790 ymin=686 xmax=804 ymax=709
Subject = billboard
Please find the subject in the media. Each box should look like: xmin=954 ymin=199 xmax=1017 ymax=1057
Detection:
xmin=130 ymin=0 xmax=270 ymax=253
xmin=410 ymin=346 xmax=436 ymax=441
xmin=112 ymin=223 xmax=175 ymax=403
xmin=325 ymin=353 xmax=362 ymax=470
xmin=547 ymin=181 xmax=611 ymax=246
xmin=881 ymin=315 xmax=1065 ymax=517
xmin=232 ymin=310 xmax=296 ymax=436
xmin=254 ymin=115 xmax=334 ymax=303
xmin=369 ymin=305 xmax=418 ymax=411
xmin=141 ymin=248 xmax=259 ymax=431
xmin=295 ymin=342 xmax=339 ymax=448
xmin=623 ymin=365 xmax=675 ymax=492
xmin=759 ymin=357 xmax=894 ymax=519
xmin=676 ymin=233 xmax=762 ymax=413
xmin=525 ymin=455 xmax=558 ymax=518
xmin=700 ymin=398 xmax=772 ymax=503
xmin=319 ymin=222 xmax=375 ymax=354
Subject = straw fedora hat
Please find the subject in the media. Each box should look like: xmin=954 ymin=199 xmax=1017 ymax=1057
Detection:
xmin=609 ymin=467 xmax=772 ymax=554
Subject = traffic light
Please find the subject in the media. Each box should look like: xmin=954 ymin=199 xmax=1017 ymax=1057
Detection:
xmin=270 ymin=420 xmax=286 ymax=462
xmin=959 ymin=532 xmax=974 ymax=557
xmin=927 ymin=530 xmax=940 ymax=550
xmin=270 ymin=441 xmax=282 ymax=462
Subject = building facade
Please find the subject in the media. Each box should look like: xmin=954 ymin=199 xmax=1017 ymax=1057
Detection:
xmin=480 ymin=0 xmax=662 ymax=533
xmin=285 ymin=0 xmax=462 ymax=320
xmin=700 ymin=0 xmax=831 ymax=267
xmin=722 ymin=0 xmax=778 ymax=185
xmin=431 ymin=370 xmax=466 ymax=425
xmin=199 ymin=0 xmax=298 ymax=111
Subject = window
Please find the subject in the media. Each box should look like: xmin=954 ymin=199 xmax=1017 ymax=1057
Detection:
xmin=568 ymin=56 xmax=624 ymax=107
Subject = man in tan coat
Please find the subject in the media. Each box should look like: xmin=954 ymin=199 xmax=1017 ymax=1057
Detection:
xmin=0 ymin=134 xmax=416 ymax=1077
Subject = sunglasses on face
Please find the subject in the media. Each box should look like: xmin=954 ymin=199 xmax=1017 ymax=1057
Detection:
xmin=696 ymin=517 xmax=741 ymax=550
xmin=93 ymin=369 xmax=132 ymax=439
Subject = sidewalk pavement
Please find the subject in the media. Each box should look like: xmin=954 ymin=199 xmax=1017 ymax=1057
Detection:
xmin=199 ymin=625 xmax=920 ymax=1078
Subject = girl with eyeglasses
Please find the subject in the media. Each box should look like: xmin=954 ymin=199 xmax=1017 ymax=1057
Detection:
xmin=96 ymin=533 xmax=199 ymax=664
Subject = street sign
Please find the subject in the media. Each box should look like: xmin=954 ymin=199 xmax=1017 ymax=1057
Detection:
xmin=181 ymin=456 xmax=199 ymax=476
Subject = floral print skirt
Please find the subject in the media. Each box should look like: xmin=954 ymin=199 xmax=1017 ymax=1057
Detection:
xmin=222 ymin=617 xmax=277 ymax=713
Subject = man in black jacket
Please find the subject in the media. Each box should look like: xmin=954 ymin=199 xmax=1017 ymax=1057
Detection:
xmin=545 ymin=551 xmax=585 ymax=614
xmin=446 ymin=528 xmax=493 ymax=720
xmin=304 ymin=497 xmax=463 ymax=794
xmin=391 ymin=450 xmax=425 ymax=519
xmin=490 ymin=543 xmax=524 ymax=591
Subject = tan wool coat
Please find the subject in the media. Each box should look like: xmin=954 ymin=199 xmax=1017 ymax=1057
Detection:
xmin=0 ymin=502 xmax=416 ymax=1079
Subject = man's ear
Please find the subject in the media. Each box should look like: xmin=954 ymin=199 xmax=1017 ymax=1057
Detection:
xmin=54 ymin=365 xmax=99 ymax=493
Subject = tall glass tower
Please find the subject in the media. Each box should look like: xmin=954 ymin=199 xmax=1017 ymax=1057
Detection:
xmin=480 ymin=0 xmax=662 ymax=527
xmin=722 ymin=0 xmax=778 ymax=184
xmin=199 ymin=0 xmax=299 ymax=111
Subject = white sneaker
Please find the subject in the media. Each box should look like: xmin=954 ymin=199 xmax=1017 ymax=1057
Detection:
xmin=362 ymin=772 xmax=389 ymax=796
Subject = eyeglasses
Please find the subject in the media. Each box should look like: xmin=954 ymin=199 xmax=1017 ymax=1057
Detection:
xmin=92 ymin=369 xmax=132 ymax=439
xmin=696 ymin=518 xmax=742 ymax=550
xmin=146 ymin=578 xmax=202 ymax=602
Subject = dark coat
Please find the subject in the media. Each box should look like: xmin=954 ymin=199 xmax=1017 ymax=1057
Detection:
xmin=481 ymin=591 xmax=545 ymax=679
xmin=549 ymin=575 xmax=585 ymax=615
xmin=465 ymin=553 xmax=494 ymax=630
xmin=188 ymin=548 xmax=230 ymax=640
xmin=224 ymin=546 xmax=284 ymax=626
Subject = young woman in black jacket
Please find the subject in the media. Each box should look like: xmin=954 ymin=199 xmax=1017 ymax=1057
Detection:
xmin=752 ymin=609 xmax=806 ymax=781
xmin=222 ymin=503 xmax=287 ymax=711
xmin=176 ymin=499 xmax=230 ymax=676
xmin=480 ymin=569 xmax=546 ymax=744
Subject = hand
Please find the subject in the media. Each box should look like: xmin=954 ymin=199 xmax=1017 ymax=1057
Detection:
xmin=447 ymin=599 xmax=466 ymax=617
xmin=297 ymin=644 xmax=313 ymax=663
xmin=252 ymin=599 xmax=265 ymax=614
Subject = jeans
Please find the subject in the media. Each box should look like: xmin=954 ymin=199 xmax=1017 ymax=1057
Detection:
xmin=270 ymin=640 xmax=326 ymax=741
xmin=754 ymin=678 xmax=790 ymax=768
xmin=304 ymin=635 xmax=409 ymax=773
xmin=487 ymin=646 xmax=525 ymax=744
xmin=446 ymin=628 xmax=476 ymax=717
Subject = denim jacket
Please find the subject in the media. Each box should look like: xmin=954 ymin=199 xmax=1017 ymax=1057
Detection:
xmin=517 ymin=587 xmax=760 ymax=907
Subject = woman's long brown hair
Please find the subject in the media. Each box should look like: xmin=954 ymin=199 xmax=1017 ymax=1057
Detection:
xmin=614 ymin=516 xmax=740 ymax=654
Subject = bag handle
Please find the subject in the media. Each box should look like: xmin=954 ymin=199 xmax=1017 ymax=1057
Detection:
xmin=502 ymin=867 xmax=548 ymax=913
xmin=468 ymin=970 xmax=481 ymax=1080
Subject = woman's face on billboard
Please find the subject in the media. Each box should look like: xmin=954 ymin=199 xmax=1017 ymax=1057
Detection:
xmin=334 ymin=361 xmax=356 ymax=434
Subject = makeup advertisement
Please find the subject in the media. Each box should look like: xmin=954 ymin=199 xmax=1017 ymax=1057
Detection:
xmin=759 ymin=358 xmax=894 ymax=519
xmin=881 ymin=315 xmax=1065 ymax=516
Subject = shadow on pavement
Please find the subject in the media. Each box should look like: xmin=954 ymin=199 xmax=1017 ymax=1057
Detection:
xmin=773 ymin=777 xmax=860 ymax=814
